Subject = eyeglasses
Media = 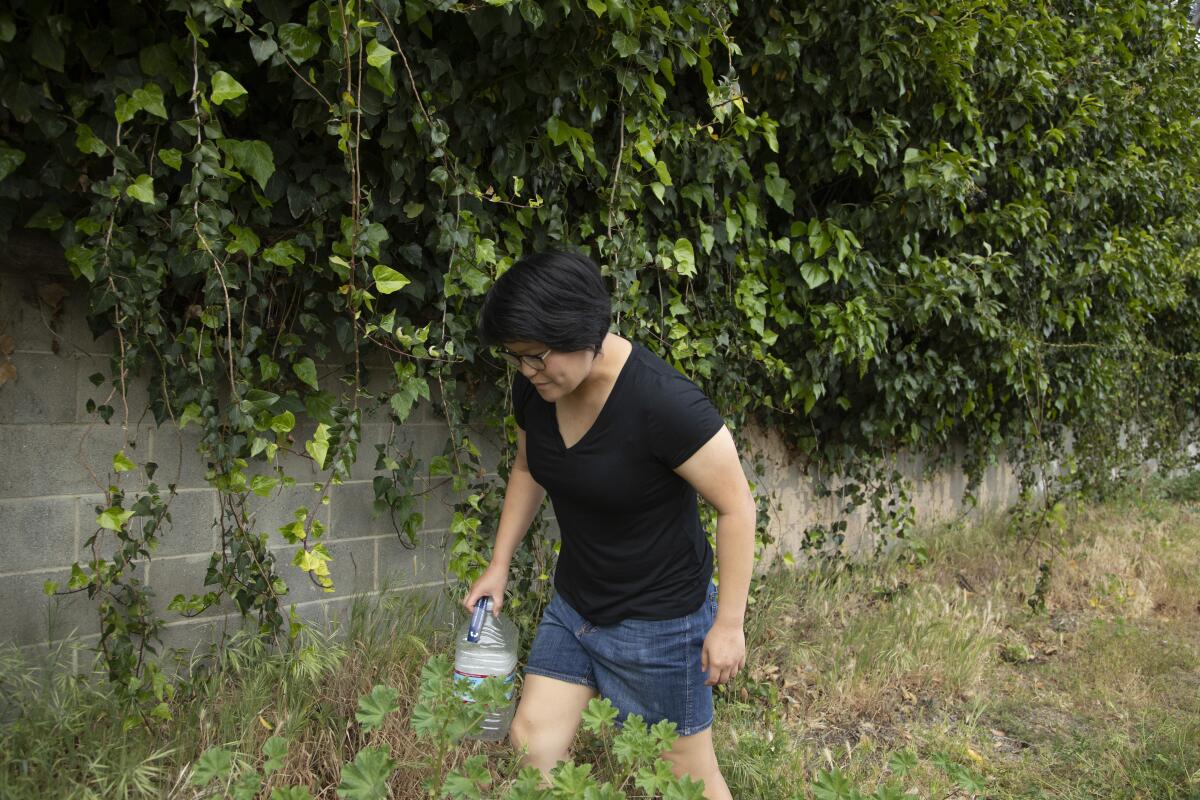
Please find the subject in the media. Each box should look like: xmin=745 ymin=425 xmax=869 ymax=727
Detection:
xmin=495 ymin=347 xmax=553 ymax=371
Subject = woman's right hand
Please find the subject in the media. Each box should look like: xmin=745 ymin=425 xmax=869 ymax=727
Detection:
xmin=463 ymin=564 xmax=509 ymax=617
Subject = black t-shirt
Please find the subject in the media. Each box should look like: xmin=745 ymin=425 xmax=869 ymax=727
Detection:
xmin=513 ymin=341 xmax=725 ymax=625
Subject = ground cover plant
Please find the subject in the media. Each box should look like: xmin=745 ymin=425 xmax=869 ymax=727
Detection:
xmin=0 ymin=0 xmax=1198 ymax=709
xmin=2 ymin=474 xmax=1197 ymax=798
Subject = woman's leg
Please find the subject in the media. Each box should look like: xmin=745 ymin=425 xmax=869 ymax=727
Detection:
xmin=662 ymin=727 xmax=732 ymax=800
xmin=509 ymin=674 xmax=598 ymax=776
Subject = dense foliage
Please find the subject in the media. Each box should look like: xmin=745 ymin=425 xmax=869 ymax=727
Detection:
xmin=1 ymin=0 xmax=1198 ymax=703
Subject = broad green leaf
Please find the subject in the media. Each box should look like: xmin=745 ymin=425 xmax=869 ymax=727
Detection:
xmin=217 ymin=139 xmax=275 ymax=191
xmin=97 ymin=507 xmax=135 ymax=531
xmin=228 ymin=224 xmax=261 ymax=256
xmin=190 ymin=747 xmax=234 ymax=787
xmin=271 ymin=788 xmax=313 ymax=800
xmin=263 ymin=736 xmax=290 ymax=775
xmin=801 ymin=262 xmax=829 ymax=289
xmin=279 ymin=23 xmax=321 ymax=63
xmin=232 ymin=772 xmax=262 ymax=800
xmin=673 ymin=238 xmax=696 ymax=277
xmin=249 ymin=475 xmax=278 ymax=497
xmin=0 ymin=13 xmax=14 ymax=42
xmin=372 ymin=264 xmax=410 ymax=294
xmin=158 ymin=148 xmax=183 ymax=170
xmin=270 ymin=410 xmax=296 ymax=434
xmin=211 ymin=71 xmax=248 ymax=105
xmin=179 ymin=403 xmax=202 ymax=428
xmin=612 ymin=30 xmax=640 ymax=57
xmin=112 ymin=451 xmax=136 ymax=473
xmin=126 ymin=174 xmax=156 ymax=204
xmin=0 ymin=145 xmax=25 ymax=183
xmin=336 ymin=746 xmax=394 ymax=800
xmin=30 ymin=25 xmax=65 ymax=71
xmin=75 ymin=125 xmax=106 ymax=156
xmin=355 ymin=684 xmax=401 ymax=732
xmin=292 ymin=357 xmax=319 ymax=391
xmin=305 ymin=423 xmax=330 ymax=466
xmin=263 ymin=240 xmax=304 ymax=267
xmin=131 ymin=83 xmax=167 ymax=118
xmin=366 ymin=39 xmax=395 ymax=68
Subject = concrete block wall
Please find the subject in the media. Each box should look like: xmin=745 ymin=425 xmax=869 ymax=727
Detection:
xmin=2 ymin=249 xmax=1025 ymax=663
xmin=0 ymin=258 xmax=481 ymax=662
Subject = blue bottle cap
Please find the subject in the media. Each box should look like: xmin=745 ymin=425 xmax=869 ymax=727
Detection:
xmin=467 ymin=596 xmax=491 ymax=643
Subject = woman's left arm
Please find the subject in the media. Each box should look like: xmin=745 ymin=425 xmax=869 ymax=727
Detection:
xmin=674 ymin=425 xmax=757 ymax=686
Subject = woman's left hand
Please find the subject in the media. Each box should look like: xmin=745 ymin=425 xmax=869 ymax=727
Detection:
xmin=701 ymin=618 xmax=746 ymax=686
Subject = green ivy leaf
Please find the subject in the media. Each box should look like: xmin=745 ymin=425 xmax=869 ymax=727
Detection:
xmin=97 ymin=507 xmax=135 ymax=531
xmin=612 ymin=30 xmax=640 ymax=58
xmin=270 ymin=410 xmax=296 ymax=434
xmin=158 ymin=147 xmax=183 ymax=170
xmin=211 ymin=70 xmax=248 ymax=105
xmin=30 ymin=25 xmax=65 ymax=71
xmin=0 ymin=13 xmax=15 ymax=42
xmin=305 ymin=423 xmax=330 ymax=467
xmin=372 ymin=264 xmax=410 ymax=294
xmin=249 ymin=475 xmax=279 ymax=497
xmin=228 ymin=224 xmax=261 ymax=256
xmin=0 ymin=144 xmax=26 ymax=183
xmin=75 ymin=124 xmax=107 ymax=156
xmin=366 ymin=39 xmax=395 ymax=68
xmin=126 ymin=174 xmax=156 ymax=205
xmin=112 ymin=451 xmax=136 ymax=473
xmin=673 ymin=238 xmax=696 ymax=277
xmin=279 ymin=23 xmax=321 ymax=63
xmin=132 ymin=83 xmax=167 ymax=118
xmin=217 ymin=139 xmax=276 ymax=191
xmin=336 ymin=746 xmax=395 ymax=800
xmin=179 ymin=403 xmax=202 ymax=428
xmin=292 ymin=357 xmax=319 ymax=391
xmin=263 ymin=240 xmax=304 ymax=267
xmin=801 ymin=262 xmax=830 ymax=289
xmin=355 ymin=684 xmax=401 ymax=733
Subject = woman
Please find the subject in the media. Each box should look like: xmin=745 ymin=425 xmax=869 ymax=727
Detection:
xmin=463 ymin=251 xmax=755 ymax=800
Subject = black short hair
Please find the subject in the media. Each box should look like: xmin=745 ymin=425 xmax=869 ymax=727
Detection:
xmin=478 ymin=251 xmax=611 ymax=352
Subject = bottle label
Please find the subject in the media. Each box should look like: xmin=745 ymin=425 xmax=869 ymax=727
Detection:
xmin=453 ymin=668 xmax=516 ymax=703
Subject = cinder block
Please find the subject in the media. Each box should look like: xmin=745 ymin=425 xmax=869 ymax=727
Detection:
xmin=421 ymin=477 xmax=456 ymax=533
xmin=0 ymin=568 xmax=100 ymax=645
xmin=288 ymin=595 xmax=357 ymax=634
xmin=270 ymin=536 xmax=376 ymax=605
xmin=0 ymin=351 xmax=78 ymax=424
xmin=151 ymin=426 xmax=213 ymax=490
xmin=243 ymin=482 xmax=330 ymax=543
xmin=75 ymin=355 xmax=152 ymax=425
xmin=0 ymin=496 xmax=77 ymax=572
xmin=377 ymin=535 xmax=447 ymax=589
xmin=0 ymin=424 xmax=150 ymax=499
xmin=329 ymin=480 xmax=409 ymax=540
xmin=147 ymin=553 xmax=237 ymax=620
xmin=0 ymin=273 xmax=72 ymax=354
xmin=361 ymin=422 xmax=451 ymax=476
xmin=150 ymin=489 xmax=218 ymax=558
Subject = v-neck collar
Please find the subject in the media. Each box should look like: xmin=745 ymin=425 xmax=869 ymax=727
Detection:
xmin=554 ymin=341 xmax=638 ymax=452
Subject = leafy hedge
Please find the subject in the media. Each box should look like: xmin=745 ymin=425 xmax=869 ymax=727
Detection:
xmin=1 ymin=0 xmax=1197 ymax=699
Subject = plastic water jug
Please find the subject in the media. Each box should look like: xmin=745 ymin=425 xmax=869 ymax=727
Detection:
xmin=454 ymin=597 xmax=517 ymax=741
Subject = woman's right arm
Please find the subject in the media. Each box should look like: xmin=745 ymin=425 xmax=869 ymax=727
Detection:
xmin=462 ymin=428 xmax=546 ymax=615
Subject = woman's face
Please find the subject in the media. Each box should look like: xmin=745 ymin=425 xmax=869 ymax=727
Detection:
xmin=503 ymin=341 xmax=596 ymax=402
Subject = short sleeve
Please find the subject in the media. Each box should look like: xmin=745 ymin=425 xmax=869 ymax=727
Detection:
xmin=648 ymin=373 xmax=725 ymax=468
xmin=512 ymin=373 xmax=535 ymax=430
